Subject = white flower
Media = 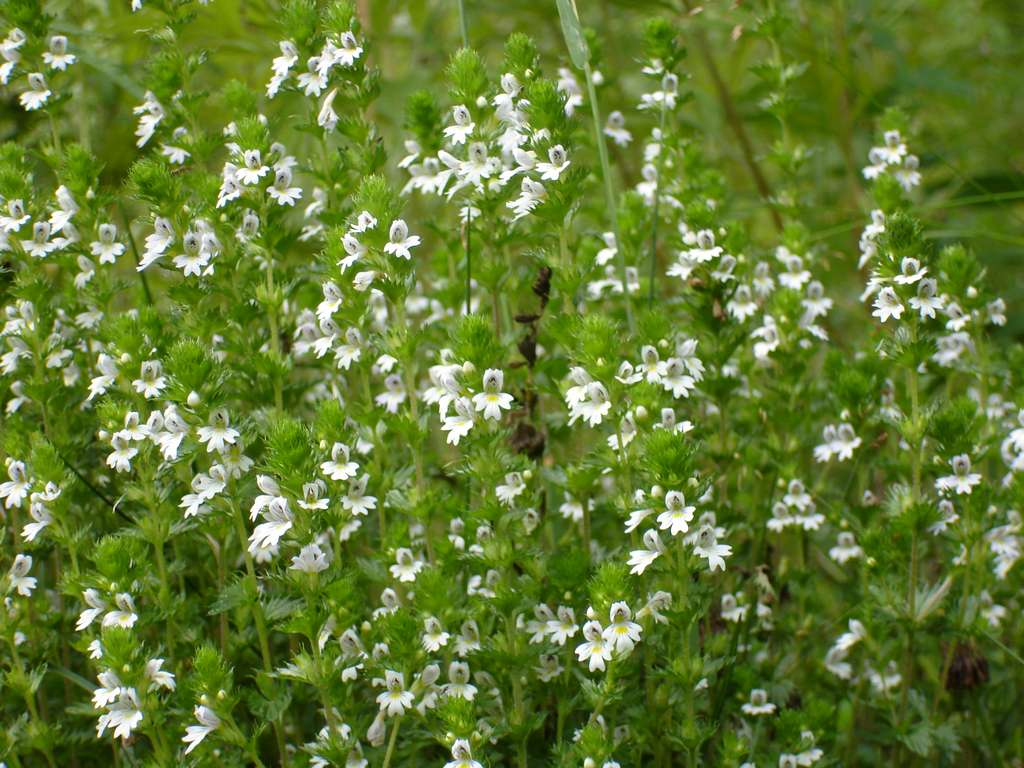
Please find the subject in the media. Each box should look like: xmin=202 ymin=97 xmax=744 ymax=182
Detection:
xmin=935 ymin=454 xmax=982 ymax=495
xmin=628 ymin=529 xmax=664 ymax=575
xmin=76 ymin=588 xmax=108 ymax=630
xmin=43 ymin=35 xmax=76 ymax=70
xmin=291 ymin=542 xmax=330 ymax=573
xmin=546 ymin=606 xmax=578 ymax=646
xmin=495 ymin=472 xmax=526 ymax=505
xmin=145 ymin=658 xmax=176 ymax=691
xmin=321 ymin=442 xmax=359 ymax=481
xmin=131 ymin=360 xmax=167 ymax=399
xmin=328 ymin=30 xmax=363 ymax=68
xmin=376 ymin=670 xmax=414 ymax=717
xmin=197 ymin=409 xmax=240 ymax=454
xmin=894 ymin=257 xmax=927 ymax=285
xmin=443 ymin=104 xmax=475 ymax=145
xmin=102 ymin=593 xmax=138 ymax=629
xmin=907 ymin=277 xmax=944 ymax=320
xmin=422 ymin=617 xmax=450 ymax=652
xmin=341 ymin=474 xmax=377 ymax=516
xmin=783 ymin=479 xmax=812 ymax=511
xmin=721 ymin=593 xmax=748 ymax=623
xmin=570 ymin=381 xmax=612 ymax=427
xmin=96 ymin=688 xmax=144 ymax=741
xmin=602 ymin=602 xmax=642 ymax=654
xmin=604 ymin=110 xmax=632 ymax=146
xmin=536 ymin=144 xmax=570 ymax=181
xmin=90 ymin=223 xmax=126 ymax=264
xmin=268 ymin=167 xmax=302 ymax=206
xmin=443 ymin=661 xmax=478 ymax=701
xmin=692 ymin=524 xmax=732 ymax=571
xmin=657 ymin=490 xmax=695 ymax=536
xmin=872 ymin=286 xmax=904 ymax=323
xmin=375 ymin=373 xmax=407 ymax=413
xmin=575 ymin=620 xmax=612 ymax=672
xmin=445 ymin=738 xmax=483 ymax=768
xmin=22 ymin=221 xmax=59 ymax=258
xmin=741 ymin=688 xmax=776 ymax=716
xmin=182 ymin=705 xmax=221 ymax=754
xmin=383 ymin=218 xmax=421 ymax=260
xmin=106 ymin=435 xmax=138 ymax=473
xmin=236 ymin=149 xmax=270 ymax=185
xmin=0 ymin=459 xmax=31 ymax=508
xmin=471 ymin=368 xmax=513 ymax=420
xmin=20 ymin=72 xmax=51 ymax=111
xmin=829 ymin=532 xmax=864 ymax=564
xmin=389 ymin=548 xmax=424 ymax=583
xmin=442 ymin=397 xmax=476 ymax=446
xmin=248 ymin=498 xmax=294 ymax=556
xmin=8 ymin=554 xmax=36 ymax=596
xmin=833 ymin=619 xmax=867 ymax=653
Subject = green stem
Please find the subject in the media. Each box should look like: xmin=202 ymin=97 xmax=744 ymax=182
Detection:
xmin=230 ymin=503 xmax=288 ymax=765
xmin=464 ymin=204 xmax=472 ymax=315
xmin=266 ymin=263 xmax=284 ymax=412
xmin=382 ymin=717 xmax=402 ymax=768
xmin=582 ymin=59 xmax=634 ymax=332
xmin=648 ymin=100 xmax=668 ymax=305
xmin=456 ymin=0 xmax=468 ymax=47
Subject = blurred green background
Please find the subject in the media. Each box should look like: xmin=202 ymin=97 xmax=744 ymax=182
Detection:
xmin=4 ymin=0 xmax=1022 ymax=335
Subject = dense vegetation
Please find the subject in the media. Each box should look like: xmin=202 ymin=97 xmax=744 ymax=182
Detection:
xmin=1 ymin=1 xmax=1023 ymax=766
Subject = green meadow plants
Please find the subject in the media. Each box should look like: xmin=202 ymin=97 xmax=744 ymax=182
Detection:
xmin=1 ymin=0 xmax=1022 ymax=766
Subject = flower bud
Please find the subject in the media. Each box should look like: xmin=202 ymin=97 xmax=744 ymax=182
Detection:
xmin=187 ymin=391 xmax=201 ymax=407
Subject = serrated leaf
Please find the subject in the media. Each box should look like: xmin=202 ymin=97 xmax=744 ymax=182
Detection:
xmin=208 ymin=579 xmax=248 ymax=615
xmin=900 ymin=723 xmax=933 ymax=757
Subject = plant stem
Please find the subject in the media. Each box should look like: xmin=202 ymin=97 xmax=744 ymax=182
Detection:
xmin=681 ymin=0 xmax=783 ymax=232
xmin=266 ymin=262 xmax=284 ymax=412
xmin=382 ymin=717 xmax=402 ymax=768
xmin=464 ymin=204 xmax=472 ymax=315
xmin=582 ymin=59 xmax=634 ymax=332
xmin=648 ymin=99 xmax=668 ymax=305
xmin=456 ymin=0 xmax=468 ymax=47
xmin=230 ymin=502 xmax=288 ymax=765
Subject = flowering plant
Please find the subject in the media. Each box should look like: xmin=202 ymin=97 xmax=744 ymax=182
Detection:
xmin=1 ymin=1 xmax=1022 ymax=766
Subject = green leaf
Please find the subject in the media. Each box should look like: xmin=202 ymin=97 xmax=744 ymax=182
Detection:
xmin=556 ymin=0 xmax=589 ymax=69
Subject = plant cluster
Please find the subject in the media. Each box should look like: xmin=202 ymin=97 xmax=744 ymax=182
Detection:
xmin=0 ymin=1 xmax=1022 ymax=766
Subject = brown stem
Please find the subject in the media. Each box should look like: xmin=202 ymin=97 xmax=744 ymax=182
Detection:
xmin=682 ymin=2 xmax=783 ymax=231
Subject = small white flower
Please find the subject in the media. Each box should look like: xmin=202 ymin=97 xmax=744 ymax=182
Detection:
xmin=628 ymin=529 xmax=664 ymax=575
xmin=197 ymin=409 xmax=240 ymax=454
xmin=574 ymin=620 xmax=612 ymax=672
xmin=657 ymin=490 xmax=695 ymax=536
xmin=267 ymin=167 xmax=302 ymax=206
xmin=602 ymin=602 xmax=642 ymax=654
xmin=692 ymin=524 xmax=732 ymax=572
xmin=20 ymin=72 xmax=51 ymax=111
xmin=935 ymin=454 xmax=982 ymax=496
xmin=381 ymin=218 xmax=420 ymax=261
xmin=471 ymin=368 xmax=513 ymax=421
xmin=376 ymin=670 xmax=414 ymax=717
xmin=291 ymin=542 xmax=330 ymax=574
xmin=182 ymin=705 xmax=221 ymax=754
xmin=872 ymin=286 xmax=904 ymax=323
xmin=445 ymin=738 xmax=483 ymax=768
xmin=741 ymin=688 xmax=776 ymax=716
xmin=389 ymin=547 xmax=424 ymax=583
xmin=442 ymin=396 xmax=476 ymax=446
xmin=8 ymin=554 xmax=36 ymax=596
xmin=536 ymin=144 xmax=570 ymax=181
